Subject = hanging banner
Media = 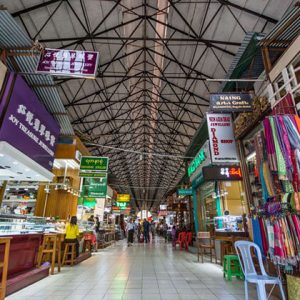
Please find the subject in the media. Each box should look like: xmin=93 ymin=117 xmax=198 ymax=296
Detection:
xmin=0 ymin=73 xmax=60 ymax=170
xmin=203 ymin=165 xmax=242 ymax=181
xmin=80 ymin=176 xmax=107 ymax=198
xmin=80 ymin=156 xmax=109 ymax=172
xmin=36 ymin=48 xmax=99 ymax=79
xmin=210 ymin=93 xmax=252 ymax=112
xmin=207 ymin=113 xmax=239 ymax=163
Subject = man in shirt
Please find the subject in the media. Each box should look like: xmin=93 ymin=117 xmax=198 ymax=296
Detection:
xmin=126 ymin=219 xmax=135 ymax=246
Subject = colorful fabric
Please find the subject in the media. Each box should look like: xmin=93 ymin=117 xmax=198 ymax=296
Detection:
xmin=269 ymin=117 xmax=287 ymax=179
xmin=263 ymin=118 xmax=277 ymax=171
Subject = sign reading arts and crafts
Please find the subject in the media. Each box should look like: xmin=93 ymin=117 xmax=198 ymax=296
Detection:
xmin=210 ymin=93 xmax=252 ymax=112
xmin=0 ymin=73 xmax=60 ymax=170
xmin=203 ymin=165 xmax=242 ymax=181
xmin=116 ymin=194 xmax=130 ymax=202
xmin=80 ymin=156 xmax=109 ymax=172
xmin=80 ymin=175 xmax=108 ymax=198
xmin=36 ymin=48 xmax=99 ymax=79
xmin=207 ymin=113 xmax=239 ymax=163
xmin=177 ymin=188 xmax=193 ymax=196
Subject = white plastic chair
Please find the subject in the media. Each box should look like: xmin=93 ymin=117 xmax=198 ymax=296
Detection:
xmin=234 ymin=240 xmax=286 ymax=300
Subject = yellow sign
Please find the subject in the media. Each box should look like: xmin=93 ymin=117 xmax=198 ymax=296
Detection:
xmin=116 ymin=194 xmax=130 ymax=202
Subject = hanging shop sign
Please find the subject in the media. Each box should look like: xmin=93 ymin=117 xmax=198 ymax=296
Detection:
xmin=116 ymin=194 xmax=130 ymax=202
xmin=177 ymin=188 xmax=193 ymax=196
xmin=80 ymin=156 xmax=109 ymax=172
xmin=207 ymin=113 xmax=239 ymax=163
xmin=0 ymin=73 xmax=60 ymax=171
xmin=203 ymin=165 xmax=242 ymax=181
xmin=36 ymin=48 xmax=99 ymax=79
xmin=210 ymin=93 xmax=252 ymax=112
xmin=80 ymin=176 xmax=107 ymax=198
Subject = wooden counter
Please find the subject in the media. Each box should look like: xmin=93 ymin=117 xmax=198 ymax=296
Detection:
xmin=0 ymin=233 xmax=49 ymax=296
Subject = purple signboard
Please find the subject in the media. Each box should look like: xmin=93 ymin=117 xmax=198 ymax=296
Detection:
xmin=0 ymin=74 xmax=60 ymax=171
xmin=36 ymin=48 xmax=99 ymax=78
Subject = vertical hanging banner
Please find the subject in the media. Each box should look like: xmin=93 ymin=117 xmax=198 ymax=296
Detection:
xmin=207 ymin=113 xmax=239 ymax=163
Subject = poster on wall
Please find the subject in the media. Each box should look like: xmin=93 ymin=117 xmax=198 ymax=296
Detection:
xmin=0 ymin=73 xmax=60 ymax=170
xmin=207 ymin=113 xmax=239 ymax=163
xmin=36 ymin=48 xmax=99 ymax=79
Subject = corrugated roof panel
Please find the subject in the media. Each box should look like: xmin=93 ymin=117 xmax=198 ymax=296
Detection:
xmin=0 ymin=10 xmax=74 ymax=136
xmin=260 ymin=4 xmax=300 ymax=47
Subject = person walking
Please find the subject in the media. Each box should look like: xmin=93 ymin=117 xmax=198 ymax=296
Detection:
xmin=143 ymin=218 xmax=150 ymax=243
xmin=126 ymin=219 xmax=134 ymax=246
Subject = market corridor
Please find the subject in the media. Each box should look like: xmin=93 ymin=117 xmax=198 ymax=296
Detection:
xmin=7 ymin=239 xmax=259 ymax=300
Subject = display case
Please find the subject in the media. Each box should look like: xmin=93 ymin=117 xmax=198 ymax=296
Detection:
xmin=214 ymin=215 xmax=244 ymax=232
xmin=0 ymin=214 xmax=55 ymax=235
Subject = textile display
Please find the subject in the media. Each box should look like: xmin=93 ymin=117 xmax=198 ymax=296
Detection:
xmin=250 ymin=114 xmax=300 ymax=275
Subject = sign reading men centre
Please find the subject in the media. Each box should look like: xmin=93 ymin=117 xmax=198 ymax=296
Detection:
xmin=207 ymin=113 xmax=239 ymax=163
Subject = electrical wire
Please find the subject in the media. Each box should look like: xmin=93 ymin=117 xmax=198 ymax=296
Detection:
xmin=85 ymin=142 xmax=194 ymax=159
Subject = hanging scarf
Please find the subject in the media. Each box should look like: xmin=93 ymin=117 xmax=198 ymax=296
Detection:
xmin=276 ymin=116 xmax=293 ymax=180
xmin=263 ymin=118 xmax=278 ymax=171
xmin=266 ymin=219 xmax=275 ymax=257
xmin=269 ymin=117 xmax=287 ymax=179
xmin=252 ymin=217 xmax=265 ymax=257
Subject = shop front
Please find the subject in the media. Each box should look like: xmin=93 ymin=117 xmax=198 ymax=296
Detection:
xmin=0 ymin=72 xmax=60 ymax=294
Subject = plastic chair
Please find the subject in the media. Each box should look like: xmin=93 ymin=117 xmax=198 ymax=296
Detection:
xmin=174 ymin=232 xmax=187 ymax=250
xmin=234 ymin=241 xmax=286 ymax=300
xmin=186 ymin=232 xmax=193 ymax=247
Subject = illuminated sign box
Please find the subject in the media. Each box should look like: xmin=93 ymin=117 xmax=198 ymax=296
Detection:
xmin=116 ymin=194 xmax=130 ymax=202
xmin=203 ymin=165 xmax=242 ymax=181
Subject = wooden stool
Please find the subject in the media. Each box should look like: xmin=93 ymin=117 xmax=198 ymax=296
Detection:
xmin=220 ymin=241 xmax=234 ymax=266
xmin=62 ymin=243 xmax=76 ymax=266
xmin=37 ymin=234 xmax=57 ymax=275
xmin=0 ymin=237 xmax=11 ymax=300
xmin=56 ymin=234 xmax=64 ymax=273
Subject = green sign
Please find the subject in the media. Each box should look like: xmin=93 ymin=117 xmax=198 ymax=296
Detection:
xmin=177 ymin=188 xmax=193 ymax=196
xmin=80 ymin=176 xmax=107 ymax=198
xmin=116 ymin=201 xmax=129 ymax=208
xmin=80 ymin=156 xmax=109 ymax=172
xmin=78 ymin=197 xmax=97 ymax=207
xmin=79 ymin=172 xmax=107 ymax=178
xmin=188 ymin=149 xmax=206 ymax=177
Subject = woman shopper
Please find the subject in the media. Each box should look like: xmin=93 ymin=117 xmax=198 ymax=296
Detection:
xmin=126 ymin=219 xmax=135 ymax=246
xmin=65 ymin=216 xmax=80 ymax=257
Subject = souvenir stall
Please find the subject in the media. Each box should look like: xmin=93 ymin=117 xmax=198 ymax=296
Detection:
xmin=239 ymin=95 xmax=300 ymax=296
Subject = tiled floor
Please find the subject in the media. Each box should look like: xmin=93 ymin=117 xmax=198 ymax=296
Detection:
xmin=7 ymin=238 xmax=277 ymax=300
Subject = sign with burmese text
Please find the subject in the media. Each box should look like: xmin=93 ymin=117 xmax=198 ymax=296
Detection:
xmin=207 ymin=113 xmax=239 ymax=163
xmin=80 ymin=156 xmax=109 ymax=172
xmin=0 ymin=73 xmax=60 ymax=170
xmin=210 ymin=93 xmax=252 ymax=112
xmin=203 ymin=165 xmax=242 ymax=181
xmin=36 ymin=48 xmax=99 ymax=78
